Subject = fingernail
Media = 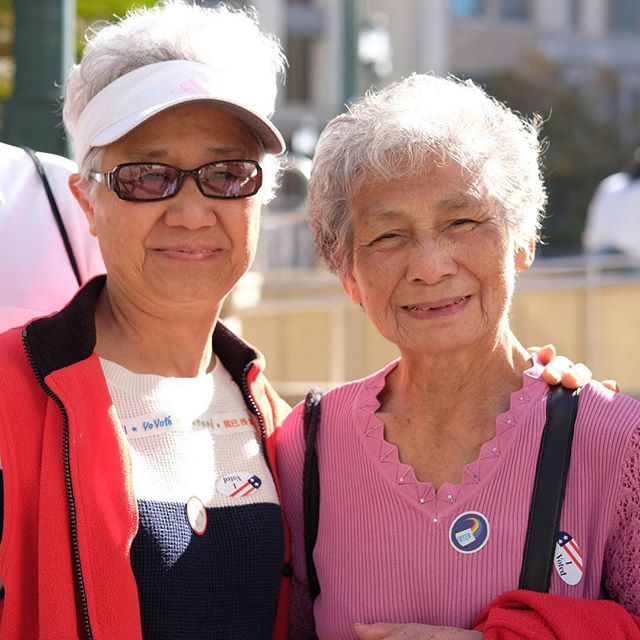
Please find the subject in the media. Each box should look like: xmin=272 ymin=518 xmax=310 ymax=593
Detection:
xmin=572 ymin=364 xmax=590 ymax=383
xmin=546 ymin=365 xmax=561 ymax=380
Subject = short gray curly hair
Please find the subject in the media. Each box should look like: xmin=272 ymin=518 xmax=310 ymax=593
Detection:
xmin=307 ymin=74 xmax=546 ymax=277
xmin=63 ymin=0 xmax=286 ymax=202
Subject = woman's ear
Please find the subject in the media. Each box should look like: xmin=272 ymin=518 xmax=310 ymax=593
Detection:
xmin=340 ymin=273 xmax=363 ymax=306
xmin=515 ymin=239 xmax=536 ymax=272
xmin=69 ymin=174 xmax=98 ymax=237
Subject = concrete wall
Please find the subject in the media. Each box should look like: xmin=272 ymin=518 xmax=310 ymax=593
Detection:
xmin=230 ymin=264 xmax=640 ymax=405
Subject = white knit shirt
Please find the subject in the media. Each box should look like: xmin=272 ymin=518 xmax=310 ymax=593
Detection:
xmin=100 ymin=357 xmax=283 ymax=639
xmin=101 ymin=357 xmax=279 ymax=509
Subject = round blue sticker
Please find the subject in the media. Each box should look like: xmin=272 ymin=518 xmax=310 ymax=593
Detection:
xmin=449 ymin=511 xmax=490 ymax=554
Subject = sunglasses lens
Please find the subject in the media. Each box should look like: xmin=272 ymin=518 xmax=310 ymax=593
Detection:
xmin=115 ymin=164 xmax=180 ymax=200
xmin=110 ymin=161 xmax=262 ymax=201
xmin=199 ymin=161 xmax=262 ymax=198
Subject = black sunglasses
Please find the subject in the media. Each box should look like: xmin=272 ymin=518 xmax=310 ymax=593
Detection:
xmin=91 ymin=159 xmax=262 ymax=202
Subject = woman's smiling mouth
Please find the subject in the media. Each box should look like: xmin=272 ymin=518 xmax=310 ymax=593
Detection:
xmin=402 ymin=295 xmax=471 ymax=316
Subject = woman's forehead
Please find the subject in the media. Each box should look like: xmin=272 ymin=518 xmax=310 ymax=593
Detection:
xmin=350 ymin=150 xmax=480 ymax=185
xmin=350 ymin=162 xmax=485 ymax=208
xmin=105 ymin=103 xmax=261 ymax=159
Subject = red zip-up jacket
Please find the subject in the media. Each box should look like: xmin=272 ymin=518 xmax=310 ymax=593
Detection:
xmin=0 ymin=276 xmax=292 ymax=639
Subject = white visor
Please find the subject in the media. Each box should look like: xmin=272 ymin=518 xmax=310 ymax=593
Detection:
xmin=73 ymin=60 xmax=285 ymax=165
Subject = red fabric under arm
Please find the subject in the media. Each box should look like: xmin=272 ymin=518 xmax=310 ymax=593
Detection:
xmin=474 ymin=590 xmax=640 ymax=640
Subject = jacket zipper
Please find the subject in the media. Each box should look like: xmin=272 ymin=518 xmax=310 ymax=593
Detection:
xmin=241 ymin=362 xmax=273 ymax=477
xmin=22 ymin=329 xmax=94 ymax=640
xmin=242 ymin=362 xmax=294 ymax=586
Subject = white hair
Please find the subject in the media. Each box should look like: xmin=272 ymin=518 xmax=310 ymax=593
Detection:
xmin=308 ymin=74 xmax=547 ymax=277
xmin=63 ymin=0 xmax=286 ymax=202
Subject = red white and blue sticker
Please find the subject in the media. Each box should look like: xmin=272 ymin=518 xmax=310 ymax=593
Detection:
xmin=216 ymin=472 xmax=262 ymax=498
xmin=554 ymin=531 xmax=583 ymax=585
xmin=186 ymin=496 xmax=207 ymax=536
xmin=449 ymin=511 xmax=490 ymax=554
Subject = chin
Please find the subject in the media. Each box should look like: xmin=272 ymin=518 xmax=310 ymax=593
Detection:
xmin=154 ymin=278 xmax=227 ymax=307
xmin=397 ymin=329 xmax=486 ymax=357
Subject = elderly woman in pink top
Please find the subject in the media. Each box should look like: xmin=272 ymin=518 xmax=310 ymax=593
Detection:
xmin=277 ymin=75 xmax=640 ymax=639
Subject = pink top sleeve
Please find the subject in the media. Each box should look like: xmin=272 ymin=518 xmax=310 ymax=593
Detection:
xmin=604 ymin=423 xmax=640 ymax=612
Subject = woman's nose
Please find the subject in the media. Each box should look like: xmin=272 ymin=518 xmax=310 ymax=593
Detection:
xmin=163 ymin=176 xmax=218 ymax=229
xmin=405 ymin=237 xmax=457 ymax=284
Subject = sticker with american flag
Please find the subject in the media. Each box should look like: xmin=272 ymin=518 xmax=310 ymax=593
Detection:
xmin=216 ymin=472 xmax=263 ymax=498
xmin=554 ymin=531 xmax=584 ymax=585
xmin=186 ymin=496 xmax=208 ymax=535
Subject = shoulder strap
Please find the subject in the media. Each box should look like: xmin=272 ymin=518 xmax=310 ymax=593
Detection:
xmin=303 ymin=387 xmax=323 ymax=601
xmin=21 ymin=146 xmax=82 ymax=286
xmin=518 ymin=385 xmax=580 ymax=592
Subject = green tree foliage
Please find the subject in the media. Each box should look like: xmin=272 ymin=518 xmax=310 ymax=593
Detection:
xmin=77 ymin=0 xmax=156 ymax=23
xmin=0 ymin=0 xmax=156 ymax=100
xmin=75 ymin=0 xmax=156 ymax=60
xmin=0 ymin=2 xmax=13 ymax=100
xmin=483 ymin=54 xmax=633 ymax=254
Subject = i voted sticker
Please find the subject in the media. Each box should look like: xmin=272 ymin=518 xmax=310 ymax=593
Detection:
xmin=186 ymin=496 xmax=207 ymax=536
xmin=449 ymin=511 xmax=490 ymax=554
xmin=216 ymin=473 xmax=262 ymax=498
xmin=554 ymin=531 xmax=583 ymax=585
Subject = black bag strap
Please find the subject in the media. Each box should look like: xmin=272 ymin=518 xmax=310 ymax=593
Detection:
xmin=518 ymin=385 xmax=580 ymax=592
xmin=21 ymin=146 xmax=82 ymax=287
xmin=303 ymin=388 xmax=323 ymax=601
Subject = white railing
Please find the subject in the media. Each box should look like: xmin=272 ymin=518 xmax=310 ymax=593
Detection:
xmin=521 ymin=253 xmax=640 ymax=290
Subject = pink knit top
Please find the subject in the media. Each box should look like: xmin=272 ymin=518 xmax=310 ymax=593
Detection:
xmin=277 ymin=360 xmax=640 ymax=639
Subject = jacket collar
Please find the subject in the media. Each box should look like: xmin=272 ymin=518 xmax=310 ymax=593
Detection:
xmin=23 ymin=274 xmax=264 ymax=386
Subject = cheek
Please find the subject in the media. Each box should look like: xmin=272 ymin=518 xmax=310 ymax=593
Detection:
xmin=477 ymin=251 xmax=517 ymax=315
xmin=353 ymin=246 xmax=403 ymax=281
xmin=469 ymin=227 xmax=512 ymax=275
xmin=351 ymin=262 xmax=398 ymax=314
xmin=92 ymin=207 xmax=117 ymax=253
xmin=239 ymin=205 xmax=261 ymax=251
xmin=248 ymin=213 xmax=261 ymax=247
xmin=93 ymin=204 xmax=151 ymax=263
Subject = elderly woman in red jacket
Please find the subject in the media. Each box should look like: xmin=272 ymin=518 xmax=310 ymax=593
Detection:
xmin=0 ymin=3 xmax=291 ymax=638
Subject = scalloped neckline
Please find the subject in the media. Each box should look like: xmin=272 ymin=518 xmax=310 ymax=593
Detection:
xmin=355 ymin=358 xmax=548 ymax=517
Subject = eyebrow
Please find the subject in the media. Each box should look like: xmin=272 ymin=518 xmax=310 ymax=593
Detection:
xmin=359 ymin=209 xmax=404 ymax=224
xmin=362 ymin=193 xmax=482 ymax=221
xmin=436 ymin=194 xmax=483 ymax=210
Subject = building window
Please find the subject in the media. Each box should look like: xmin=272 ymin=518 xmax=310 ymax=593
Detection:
xmin=500 ymin=0 xmax=530 ymax=21
xmin=285 ymin=0 xmax=325 ymax=105
xmin=569 ymin=0 xmax=581 ymax=29
xmin=451 ymin=0 xmax=485 ymax=18
xmin=610 ymin=0 xmax=640 ymax=32
xmin=286 ymin=35 xmax=312 ymax=104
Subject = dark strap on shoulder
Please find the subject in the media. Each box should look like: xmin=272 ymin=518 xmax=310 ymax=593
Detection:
xmin=21 ymin=146 xmax=82 ymax=286
xmin=518 ymin=385 xmax=580 ymax=592
xmin=303 ymin=388 xmax=323 ymax=601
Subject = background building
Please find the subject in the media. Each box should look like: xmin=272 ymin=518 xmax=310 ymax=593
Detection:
xmin=266 ymin=0 xmax=640 ymax=141
xmin=1 ymin=0 xmax=639 ymax=397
